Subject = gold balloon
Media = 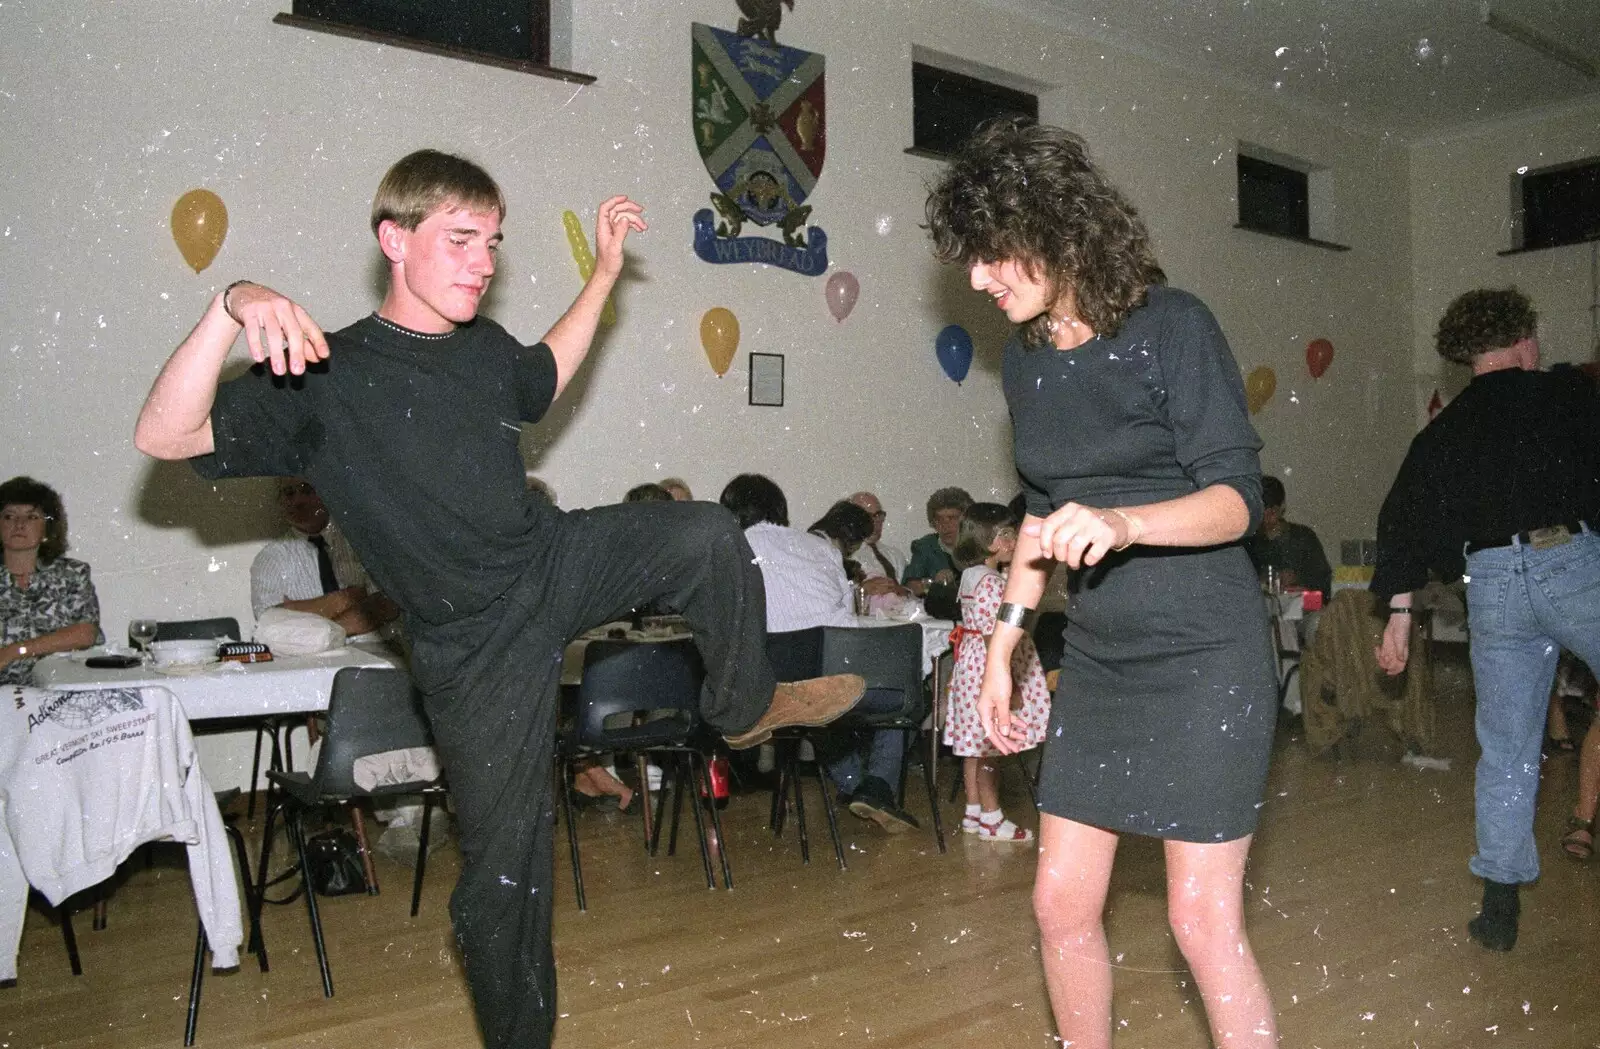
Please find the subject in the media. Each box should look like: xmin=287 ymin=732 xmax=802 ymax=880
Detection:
xmin=700 ymin=307 xmax=740 ymax=377
xmin=1245 ymin=365 xmax=1277 ymax=415
xmin=171 ymin=188 xmax=228 ymax=273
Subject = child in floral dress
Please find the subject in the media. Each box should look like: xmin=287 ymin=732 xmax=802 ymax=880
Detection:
xmin=943 ymin=502 xmax=1052 ymax=842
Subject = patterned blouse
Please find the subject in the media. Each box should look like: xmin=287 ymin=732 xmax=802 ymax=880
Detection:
xmin=0 ymin=557 xmax=101 ymax=684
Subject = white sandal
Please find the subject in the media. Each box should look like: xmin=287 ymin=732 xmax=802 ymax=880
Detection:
xmin=976 ymin=816 xmax=1033 ymax=843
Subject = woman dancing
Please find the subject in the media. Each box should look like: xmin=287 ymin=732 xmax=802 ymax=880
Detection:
xmin=926 ymin=117 xmax=1278 ymax=1048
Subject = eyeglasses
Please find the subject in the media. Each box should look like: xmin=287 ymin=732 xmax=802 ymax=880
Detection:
xmin=869 ymin=510 xmax=887 ymax=520
xmin=1 ymin=510 xmax=49 ymax=525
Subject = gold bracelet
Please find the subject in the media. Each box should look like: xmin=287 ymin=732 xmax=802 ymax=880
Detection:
xmin=1106 ymin=507 xmax=1144 ymax=551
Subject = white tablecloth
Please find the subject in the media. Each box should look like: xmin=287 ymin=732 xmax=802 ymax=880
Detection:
xmin=32 ymin=645 xmax=399 ymax=721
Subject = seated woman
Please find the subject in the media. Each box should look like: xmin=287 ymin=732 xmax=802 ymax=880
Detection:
xmin=0 ymin=477 xmax=101 ymax=684
xmin=903 ymin=487 xmax=972 ymax=619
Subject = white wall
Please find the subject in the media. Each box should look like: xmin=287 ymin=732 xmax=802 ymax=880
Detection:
xmin=3 ymin=0 xmax=1418 ymax=651
xmin=1410 ymin=100 xmax=1600 ymax=405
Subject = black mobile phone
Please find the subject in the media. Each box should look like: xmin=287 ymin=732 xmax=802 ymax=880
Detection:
xmin=86 ymin=654 xmax=143 ymax=669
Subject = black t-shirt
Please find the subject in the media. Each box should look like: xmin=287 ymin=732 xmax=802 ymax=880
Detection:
xmin=1371 ymin=366 xmax=1600 ymax=598
xmin=192 ymin=314 xmax=559 ymax=626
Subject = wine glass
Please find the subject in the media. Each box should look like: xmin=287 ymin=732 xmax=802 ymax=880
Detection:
xmin=129 ymin=619 xmax=158 ymax=661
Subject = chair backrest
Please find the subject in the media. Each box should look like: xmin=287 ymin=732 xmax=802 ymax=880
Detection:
xmin=311 ymin=667 xmax=437 ymax=798
xmin=569 ymin=639 xmax=704 ymax=750
xmin=819 ymin=624 xmax=925 ymax=721
xmin=150 ymin=617 xmax=241 ymax=643
xmin=765 ymin=626 xmax=824 ymax=682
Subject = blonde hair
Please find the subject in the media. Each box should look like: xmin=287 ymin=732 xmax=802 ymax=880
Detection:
xmin=371 ymin=150 xmax=505 ymax=235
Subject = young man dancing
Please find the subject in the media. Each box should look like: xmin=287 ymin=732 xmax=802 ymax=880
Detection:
xmin=134 ymin=149 xmax=863 ymax=1048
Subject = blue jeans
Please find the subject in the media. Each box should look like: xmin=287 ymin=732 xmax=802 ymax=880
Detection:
xmin=817 ymin=688 xmax=909 ymax=798
xmin=1465 ymin=529 xmax=1600 ymax=884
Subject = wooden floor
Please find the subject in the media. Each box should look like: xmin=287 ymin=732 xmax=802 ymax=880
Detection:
xmin=5 ymin=645 xmax=1598 ymax=1049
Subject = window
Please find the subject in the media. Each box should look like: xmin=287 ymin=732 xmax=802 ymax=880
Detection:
xmin=1234 ymin=144 xmax=1347 ymax=251
xmin=275 ymin=0 xmax=589 ymax=83
xmin=1512 ymin=157 xmax=1600 ymax=252
xmin=1237 ymin=154 xmax=1308 ymax=240
xmin=909 ymin=61 xmax=1038 ymax=160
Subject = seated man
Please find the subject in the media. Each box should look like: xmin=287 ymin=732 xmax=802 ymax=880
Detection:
xmin=721 ymin=474 xmax=918 ymax=831
xmin=251 ymin=477 xmax=400 ymax=642
xmin=848 ymin=490 xmax=910 ymax=597
xmin=1246 ymin=475 xmax=1332 ymax=601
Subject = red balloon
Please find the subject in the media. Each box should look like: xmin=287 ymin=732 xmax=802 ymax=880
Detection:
xmin=1306 ymin=338 xmax=1334 ymax=379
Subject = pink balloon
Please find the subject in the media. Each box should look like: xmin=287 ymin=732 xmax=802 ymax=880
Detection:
xmin=825 ymin=270 xmax=859 ymax=322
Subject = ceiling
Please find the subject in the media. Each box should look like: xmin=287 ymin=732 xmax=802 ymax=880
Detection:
xmin=981 ymin=0 xmax=1600 ymax=139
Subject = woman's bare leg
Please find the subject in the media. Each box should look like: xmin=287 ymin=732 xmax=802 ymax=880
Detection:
xmin=1165 ymin=836 xmax=1277 ymax=1047
xmin=1034 ymin=814 xmax=1119 ymax=1049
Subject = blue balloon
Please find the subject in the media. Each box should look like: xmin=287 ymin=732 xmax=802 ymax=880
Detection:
xmin=935 ymin=324 xmax=974 ymax=383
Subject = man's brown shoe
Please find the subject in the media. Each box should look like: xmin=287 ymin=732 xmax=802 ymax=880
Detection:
xmin=723 ymin=674 xmax=866 ymax=749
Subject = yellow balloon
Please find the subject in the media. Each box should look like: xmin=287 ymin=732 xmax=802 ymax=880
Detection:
xmin=1245 ymin=365 xmax=1277 ymax=415
xmin=560 ymin=209 xmax=616 ymax=326
xmin=171 ymin=188 xmax=228 ymax=273
xmin=700 ymin=307 xmax=740 ymax=377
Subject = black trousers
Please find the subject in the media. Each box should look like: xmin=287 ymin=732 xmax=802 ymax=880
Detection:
xmin=407 ymin=501 xmax=775 ymax=1049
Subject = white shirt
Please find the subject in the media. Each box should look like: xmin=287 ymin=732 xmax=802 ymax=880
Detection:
xmin=851 ymin=539 xmax=907 ymax=582
xmin=249 ymin=522 xmax=370 ymax=619
xmin=744 ymin=522 xmax=858 ymax=633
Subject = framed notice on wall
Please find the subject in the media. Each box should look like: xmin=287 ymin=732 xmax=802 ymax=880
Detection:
xmin=749 ymin=353 xmax=784 ymax=407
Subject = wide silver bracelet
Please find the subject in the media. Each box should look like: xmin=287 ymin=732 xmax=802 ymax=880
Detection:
xmin=995 ymin=602 xmax=1036 ymax=631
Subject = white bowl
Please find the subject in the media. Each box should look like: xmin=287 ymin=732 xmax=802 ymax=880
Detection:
xmin=149 ymin=639 xmax=220 ymax=667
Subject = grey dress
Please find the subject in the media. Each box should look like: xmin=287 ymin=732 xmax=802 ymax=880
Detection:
xmin=1004 ymin=285 xmax=1277 ymax=842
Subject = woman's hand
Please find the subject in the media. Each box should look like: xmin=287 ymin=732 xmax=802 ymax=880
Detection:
xmin=978 ymin=658 xmax=1023 ymax=754
xmin=224 ymin=282 xmax=329 ymax=378
xmin=1028 ymin=502 xmax=1134 ymax=568
xmin=1375 ymin=615 xmax=1411 ymax=675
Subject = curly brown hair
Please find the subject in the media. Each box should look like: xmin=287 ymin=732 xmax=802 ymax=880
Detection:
xmin=0 ymin=476 xmax=69 ymax=564
xmin=1434 ymin=288 xmax=1538 ymax=364
xmin=925 ymin=117 xmax=1164 ymax=344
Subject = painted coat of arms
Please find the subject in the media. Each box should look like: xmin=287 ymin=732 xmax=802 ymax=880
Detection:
xmin=691 ymin=19 xmax=828 ymax=276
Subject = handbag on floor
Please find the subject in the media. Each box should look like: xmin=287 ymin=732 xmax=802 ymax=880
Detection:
xmin=304 ymin=828 xmax=369 ymax=896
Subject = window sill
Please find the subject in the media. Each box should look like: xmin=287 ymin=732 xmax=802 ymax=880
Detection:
xmin=273 ymin=13 xmax=596 ymax=85
xmin=1232 ymin=224 xmax=1349 ymax=252
xmin=1497 ymin=234 xmax=1600 ymax=256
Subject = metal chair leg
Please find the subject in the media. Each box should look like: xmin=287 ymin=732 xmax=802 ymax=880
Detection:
xmin=557 ymin=762 xmax=586 ymax=913
xmin=705 ymin=752 xmax=734 ymax=890
xmin=789 ymin=751 xmax=811 ymax=864
xmin=411 ymin=794 xmax=433 ymax=918
xmin=686 ymin=755 xmax=715 ymax=890
xmin=920 ymin=734 xmax=947 ymax=854
xmin=812 ymin=758 xmax=847 ymax=870
xmin=287 ymin=812 xmax=333 ymax=997
xmin=58 ymin=900 xmax=82 ymax=976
